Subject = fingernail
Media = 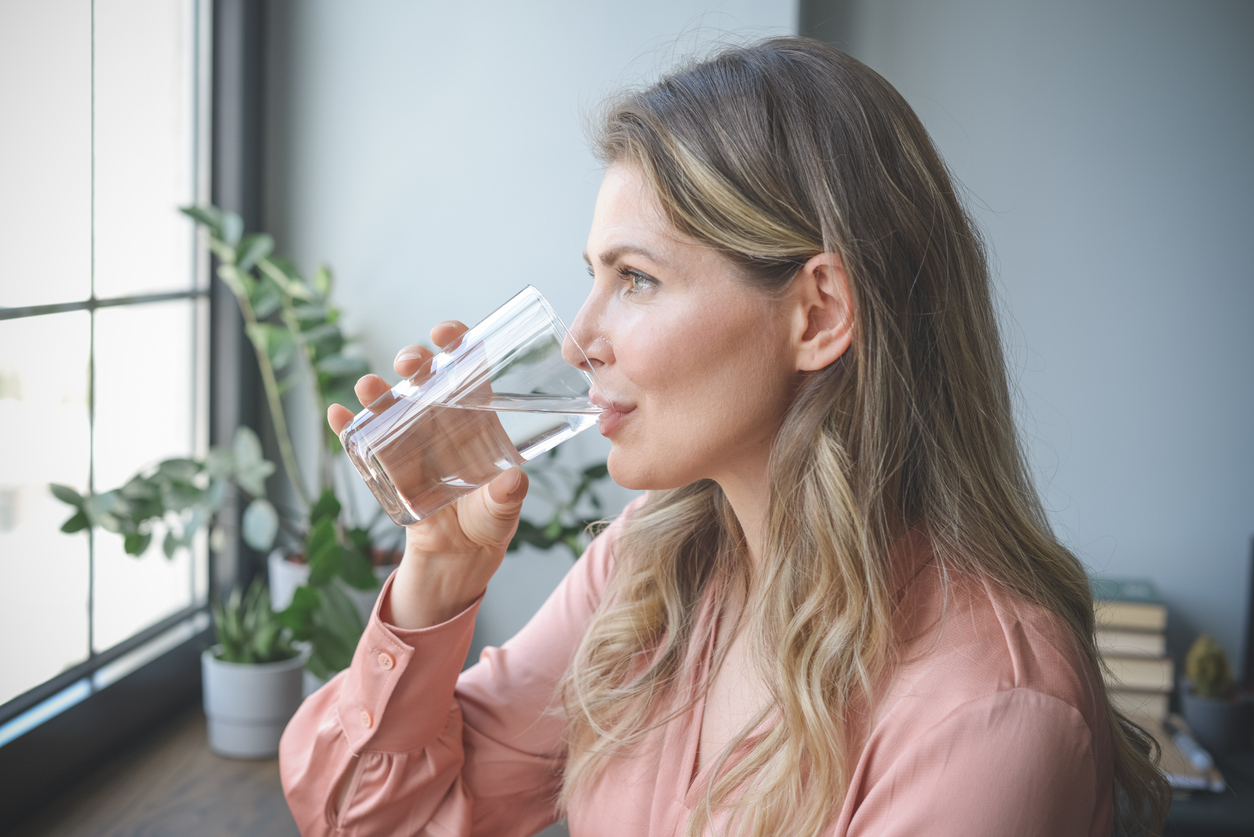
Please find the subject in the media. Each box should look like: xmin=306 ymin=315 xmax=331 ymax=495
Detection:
xmin=395 ymin=349 xmax=421 ymax=363
xmin=437 ymin=320 xmax=460 ymax=329
xmin=504 ymin=470 xmax=525 ymax=498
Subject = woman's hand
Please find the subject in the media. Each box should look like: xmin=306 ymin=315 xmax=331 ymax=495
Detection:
xmin=327 ymin=320 xmax=529 ymax=630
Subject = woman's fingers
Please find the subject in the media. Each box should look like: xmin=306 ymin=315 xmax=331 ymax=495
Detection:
xmin=354 ymin=374 xmax=393 ymax=409
xmin=430 ymin=320 xmax=469 ymax=351
xmin=393 ymin=344 xmax=433 ymax=378
xmin=327 ymin=403 xmax=356 ymax=436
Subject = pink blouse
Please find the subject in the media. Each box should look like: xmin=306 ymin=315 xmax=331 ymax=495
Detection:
xmin=280 ymin=499 xmax=1113 ymax=836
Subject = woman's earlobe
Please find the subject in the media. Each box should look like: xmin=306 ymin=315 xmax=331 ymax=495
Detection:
xmin=796 ymin=253 xmax=855 ymax=372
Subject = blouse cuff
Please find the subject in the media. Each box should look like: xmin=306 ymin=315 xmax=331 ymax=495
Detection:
xmin=336 ymin=569 xmax=482 ymax=754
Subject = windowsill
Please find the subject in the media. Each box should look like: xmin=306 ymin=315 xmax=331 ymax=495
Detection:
xmin=10 ymin=702 xmax=297 ymax=836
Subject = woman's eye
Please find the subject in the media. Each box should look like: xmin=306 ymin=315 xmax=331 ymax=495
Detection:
xmin=619 ymin=268 xmax=655 ymax=294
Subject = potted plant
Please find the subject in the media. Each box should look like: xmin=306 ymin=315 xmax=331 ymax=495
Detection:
xmin=53 ymin=204 xmax=399 ymax=686
xmin=53 ymin=203 xmax=617 ymax=689
xmin=1181 ymin=633 xmax=1252 ymax=756
xmin=202 ymin=578 xmax=305 ymax=758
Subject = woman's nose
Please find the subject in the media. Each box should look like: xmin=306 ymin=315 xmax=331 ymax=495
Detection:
xmin=562 ymin=296 xmax=610 ymax=372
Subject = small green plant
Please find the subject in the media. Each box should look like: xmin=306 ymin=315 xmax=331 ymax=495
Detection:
xmin=509 ymin=449 xmax=614 ymax=559
xmin=52 ymin=426 xmax=280 ymax=559
xmin=212 ymin=578 xmax=297 ymax=664
xmin=1185 ymin=633 xmax=1237 ymax=699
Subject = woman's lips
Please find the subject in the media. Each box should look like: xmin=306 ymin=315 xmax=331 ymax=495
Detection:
xmin=590 ymin=389 xmax=635 ymax=438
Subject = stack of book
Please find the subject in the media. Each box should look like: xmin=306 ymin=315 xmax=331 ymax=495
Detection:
xmin=1091 ymin=578 xmax=1226 ymax=796
xmin=1091 ymin=578 xmax=1172 ymax=723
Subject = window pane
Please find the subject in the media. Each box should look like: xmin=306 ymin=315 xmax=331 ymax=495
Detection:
xmin=0 ymin=312 xmax=91 ymax=705
xmin=0 ymin=1 xmax=91 ymax=308
xmin=92 ymin=301 xmax=195 ymax=650
xmin=93 ymin=0 xmax=201 ymax=300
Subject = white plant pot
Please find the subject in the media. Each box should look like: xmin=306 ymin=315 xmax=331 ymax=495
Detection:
xmin=268 ymin=548 xmax=397 ymax=626
xmin=201 ymin=646 xmax=308 ymax=759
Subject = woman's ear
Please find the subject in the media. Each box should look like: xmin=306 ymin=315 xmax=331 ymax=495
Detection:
xmin=792 ymin=253 xmax=855 ymax=372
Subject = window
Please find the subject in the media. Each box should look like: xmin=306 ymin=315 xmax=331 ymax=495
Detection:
xmin=0 ymin=0 xmax=211 ymax=737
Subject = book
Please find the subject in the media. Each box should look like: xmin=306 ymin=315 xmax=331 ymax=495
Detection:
xmin=1097 ymin=628 xmax=1167 ymax=658
xmin=1110 ymin=689 xmax=1170 ymax=722
xmin=1104 ymin=655 xmax=1174 ymax=693
xmin=1147 ymin=715 xmax=1226 ymax=793
xmin=1091 ymin=577 xmax=1168 ymax=632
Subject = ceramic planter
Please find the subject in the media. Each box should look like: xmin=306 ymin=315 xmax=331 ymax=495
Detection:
xmin=1181 ymin=686 xmax=1252 ymax=756
xmin=268 ymin=549 xmax=398 ymax=626
xmin=201 ymin=646 xmax=307 ymax=758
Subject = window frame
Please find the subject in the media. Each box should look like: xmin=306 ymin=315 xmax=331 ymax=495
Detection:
xmin=0 ymin=0 xmax=267 ymax=824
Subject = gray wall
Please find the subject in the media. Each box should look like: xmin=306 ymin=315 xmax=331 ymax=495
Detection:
xmin=262 ymin=1 xmax=797 ymax=663
xmin=804 ymin=0 xmax=1254 ymax=672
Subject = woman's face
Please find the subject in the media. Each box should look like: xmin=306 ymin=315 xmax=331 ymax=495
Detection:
xmin=564 ymin=164 xmax=802 ymax=492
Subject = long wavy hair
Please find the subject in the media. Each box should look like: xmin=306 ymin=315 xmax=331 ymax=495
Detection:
xmin=559 ymin=37 xmax=1168 ymax=836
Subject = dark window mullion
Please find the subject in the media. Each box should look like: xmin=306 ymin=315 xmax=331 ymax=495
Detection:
xmin=0 ymin=288 xmax=212 ymax=322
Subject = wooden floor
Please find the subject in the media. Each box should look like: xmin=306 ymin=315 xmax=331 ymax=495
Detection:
xmin=12 ymin=704 xmax=298 ymax=837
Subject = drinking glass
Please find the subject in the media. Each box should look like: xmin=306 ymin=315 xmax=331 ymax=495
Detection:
xmin=341 ymin=285 xmax=602 ymax=526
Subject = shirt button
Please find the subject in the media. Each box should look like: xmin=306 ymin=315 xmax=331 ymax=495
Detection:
xmin=360 ymin=709 xmax=373 ymax=728
xmin=378 ymin=652 xmax=394 ymax=670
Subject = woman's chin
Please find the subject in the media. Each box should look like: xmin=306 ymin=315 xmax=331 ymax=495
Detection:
xmin=606 ymin=450 xmax=691 ymax=493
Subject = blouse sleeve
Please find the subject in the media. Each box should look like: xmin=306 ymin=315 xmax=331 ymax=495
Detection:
xmin=279 ymin=501 xmax=629 ymax=837
xmin=845 ymin=689 xmax=1105 ymax=837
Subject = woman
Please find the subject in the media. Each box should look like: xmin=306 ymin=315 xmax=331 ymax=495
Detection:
xmin=281 ymin=38 xmax=1168 ymax=836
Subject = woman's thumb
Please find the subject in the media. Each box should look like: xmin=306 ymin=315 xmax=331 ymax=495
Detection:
xmin=484 ymin=467 xmax=528 ymax=519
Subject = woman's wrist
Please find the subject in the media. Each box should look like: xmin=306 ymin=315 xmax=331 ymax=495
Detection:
xmin=382 ymin=551 xmax=486 ymax=630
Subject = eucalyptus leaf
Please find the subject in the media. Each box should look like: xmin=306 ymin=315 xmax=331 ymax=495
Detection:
xmin=312 ymin=264 xmax=332 ymax=297
xmin=49 ymin=483 xmax=84 ymax=508
xmin=60 ymin=510 xmax=89 ymax=534
xmin=123 ymin=531 xmax=153 ymax=556
xmin=179 ymin=205 xmax=224 ymax=236
xmin=204 ymin=446 xmax=235 ymax=478
xmin=221 ymin=212 xmax=244 ymax=247
xmin=162 ymin=479 xmax=203 ymax=512
xmin=251 ymin=276 xmax=283 ymax=319
xmin=236 ymin=233 xmax=274 ymax=274
xmin=241 ymin=498 xmax=279 ymax=551
xmin=85 ymin=491 xmax=118 ymax=520
xmin=158 ymin=458 xmax=201 ymax=482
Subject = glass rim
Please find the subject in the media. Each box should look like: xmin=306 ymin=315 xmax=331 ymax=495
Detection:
xmin=521 ymin=285 xmax=603 ymax=393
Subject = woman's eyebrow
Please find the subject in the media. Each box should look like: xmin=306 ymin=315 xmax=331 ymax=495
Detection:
xmin=583 ymin=244 xmax=662 ymax=267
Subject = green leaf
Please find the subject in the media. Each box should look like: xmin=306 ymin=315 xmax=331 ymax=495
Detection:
xmin=179 ymin=205 xmax=224 ymax=237
xmin=49 ymin=483 xmax=85 ymax=508
xmin=204 ymin=446 xmax=235 ymax=478
xmin=162 ymin=479 xmax=203 ymax=512
xmin=236 ymin=233 xmax=274 ymax=274
xmin=163 ymin=530 xmax=180 ymax=559
xmin=246 ymin=322 xmax=298 ymax=371
xmin=250 ymin=275 xmax=283 ymax=319
xmin=241 ymin=498 xmax=279 ymax=551
xmin=305 ymin=517 xmax=342 ymax=586
xmin=277 ymin=585 xmax=320 ymax=638
xmin=582 ymin=463 xmax=610 ymax=481
xmin=60 ymin=510 xmax=89 ymax=534
xmin=157 ymin=458 xmax=201 ymax=482
xmin=312 ymin=264 xmax=332 ymax=297
xmin=124 ymin=531 xmax=153 ymax=556
xmin=221 ymin=212 xmax=244 ymax=247
xmin=309 ymin=488 xmax=342 ymax=524
xmin=232 ymin=427 xmax=275 ymax=496
xmin=339 ymin=531 xmax=377 ymax=591
xmin=205 ymin=478 xmax=229 ymax=513
xmin=85 ymin=491 xmax=118 ymax=520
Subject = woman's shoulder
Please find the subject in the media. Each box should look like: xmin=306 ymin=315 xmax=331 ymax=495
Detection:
xmin=883 ymin=557 xmax=1108 ymax=745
